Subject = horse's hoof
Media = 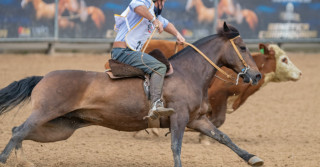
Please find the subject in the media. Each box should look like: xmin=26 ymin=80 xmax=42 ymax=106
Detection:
xmin=248 ymin=156 xmax=264 ymax=166
xmin=0 ymin=155 xmax=7 ymax=164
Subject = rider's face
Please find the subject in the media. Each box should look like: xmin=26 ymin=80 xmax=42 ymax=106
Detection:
xmin=155 ymin=0 xmax=166 ymax=9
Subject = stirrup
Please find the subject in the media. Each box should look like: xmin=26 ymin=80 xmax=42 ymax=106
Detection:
xmin=143 ymin=100 xmax=175 ymax=120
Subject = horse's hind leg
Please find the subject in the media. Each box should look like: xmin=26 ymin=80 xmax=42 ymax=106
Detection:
xmin=0 ymin=114 xmax=88 ymax=164
xmin=188 ymin=116 xmax=264 ymax=167
xmin=0 ymin=119 xmax=35 ymax=164
xmin=14 ymin=140 xmax=34 ymax=167
xmin=14 ymin=117 xmax=85 ymax=166
xmin=25 ymin=116 xmax=89 ymax=142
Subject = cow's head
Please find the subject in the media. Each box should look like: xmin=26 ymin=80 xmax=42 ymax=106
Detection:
xmin=268 ymin=44 xmax=302 ymax=82
xmin=255 ymin=43 xmax=276 ymax=73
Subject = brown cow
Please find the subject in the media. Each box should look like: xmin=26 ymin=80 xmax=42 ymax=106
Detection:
xmin=143 ymin=39 xmax=185 ymax=56
xmin=208 ymin=44 xmax=301 ymax=127
xmin=140 ymin=40 xmax=301 ymax=143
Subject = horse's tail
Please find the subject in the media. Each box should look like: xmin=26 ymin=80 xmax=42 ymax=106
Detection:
xmin=0 ymin=76 xmax=43 ymax=115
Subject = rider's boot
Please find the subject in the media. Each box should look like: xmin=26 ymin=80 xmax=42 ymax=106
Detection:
xmin=144 ymin=73 xmax=175 ymax=120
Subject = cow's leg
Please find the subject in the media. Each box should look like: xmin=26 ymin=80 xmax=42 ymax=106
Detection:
xmin=133 ymin=128 xmax=159 ymax=138
xmin=188 ymin=116 xmax=264 ymax=166
xmin=170 ymin=111 xmax=189 ymax=167
xmin=151 ymin=128 xmax=160 ymax=136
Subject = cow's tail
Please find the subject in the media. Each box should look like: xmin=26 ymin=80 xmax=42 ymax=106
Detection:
xmin=0 ymin=76 xmax=43 ymax=115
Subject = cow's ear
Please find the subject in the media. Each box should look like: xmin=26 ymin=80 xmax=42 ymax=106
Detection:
xmin=259 ymin=43 xmax=269 ymax=55
xmin=268 ymin=48 xmax=275 ymax=57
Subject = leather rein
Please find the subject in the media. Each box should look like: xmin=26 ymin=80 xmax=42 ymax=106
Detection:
xmin=142 ymin=28 xmax=249 ymax=85
xmin=182 ymin=35 xmax=250 ymax=85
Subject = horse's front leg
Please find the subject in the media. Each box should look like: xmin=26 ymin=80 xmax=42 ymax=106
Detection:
xmin=188 ymin=116 xmax=264 ymax=166
xmin=170 ymin=110 xmax=189 ymax=167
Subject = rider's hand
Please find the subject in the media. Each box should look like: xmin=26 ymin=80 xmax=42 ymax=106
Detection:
xmin=152 ymin=19 xmax=164 ymax=33
xmin=176 ymin=32 xmax=185 ymax=44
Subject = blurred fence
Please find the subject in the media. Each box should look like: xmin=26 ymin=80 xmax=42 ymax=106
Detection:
xmin=0 ymin=0 xmax=319 ymax=52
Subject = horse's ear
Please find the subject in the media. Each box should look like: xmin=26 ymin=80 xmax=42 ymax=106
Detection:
xmin=259 ymin=43 xmax=269 ymax=55
xmin=223 ymin=22 xmax=230 ymax=32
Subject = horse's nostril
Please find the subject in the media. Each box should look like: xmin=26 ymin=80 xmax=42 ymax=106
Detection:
xmin=256 ymin=73 xmax=262 ymax=81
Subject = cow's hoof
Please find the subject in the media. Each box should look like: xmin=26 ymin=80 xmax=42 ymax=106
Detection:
xmin=15 ymin=160 xmax=35 ymax=167
xmin=248 ymin=156 xmax=264 ymax=166
xmin=199 ymin=139 xmax=211 ymax=145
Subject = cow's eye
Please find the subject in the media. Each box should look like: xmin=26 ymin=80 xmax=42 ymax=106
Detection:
xmin=282 ymin=57 xmax=288 ymax=64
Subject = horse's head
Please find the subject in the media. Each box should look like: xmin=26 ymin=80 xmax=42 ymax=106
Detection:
xmin=21 ymin=0 xmax=32 ymax=8
xmin=218 ymin=22 xmax=261 ymax=85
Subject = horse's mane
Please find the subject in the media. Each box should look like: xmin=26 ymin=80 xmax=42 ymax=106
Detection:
xmin=169 ymin=24 xmax=240 ymax=60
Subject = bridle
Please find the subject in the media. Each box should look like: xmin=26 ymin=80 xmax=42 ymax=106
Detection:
xmin=183 ymin=35 xmax=250 ymax=85
xmin=229 ymin=35 xmax=251 ymax=85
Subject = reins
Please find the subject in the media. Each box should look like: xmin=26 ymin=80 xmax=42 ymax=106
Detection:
xmin=175 ymin=40 xmax=236 ymax=85
xmin=182 ymin=41 xmax=232 ymax=79
xmin=174 ymin=42 xmax=185 ymax=54
xmin=182 ymin=35 xmax=250 ymax=85
xmin=140 ymin=27 xmax=162 ymax=75
xmin=141 ymin=28 xmax=249 ymax=85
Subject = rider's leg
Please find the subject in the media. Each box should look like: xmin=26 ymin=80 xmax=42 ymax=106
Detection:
xmin=146 ymin=71 xmax=175 ymax=120
xmin=111 ymin=48 xmax=175 ymax=119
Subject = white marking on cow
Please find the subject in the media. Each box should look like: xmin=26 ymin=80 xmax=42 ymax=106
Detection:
xmin=226 ymin=94 xmax=239 ymax=114
xmin=264 ymin=44 xmax=302 ymax=85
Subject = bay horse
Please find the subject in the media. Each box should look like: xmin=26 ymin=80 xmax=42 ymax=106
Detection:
xmin=0 ymin=23 xmax=263 ymax=166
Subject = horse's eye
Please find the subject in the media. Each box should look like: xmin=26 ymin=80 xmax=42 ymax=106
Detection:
xmin=240 ymin=46 xmax=246 ymax=51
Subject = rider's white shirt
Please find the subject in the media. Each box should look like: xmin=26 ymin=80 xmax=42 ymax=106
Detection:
xmin=114 ymin=0 xmax=169 ymax=51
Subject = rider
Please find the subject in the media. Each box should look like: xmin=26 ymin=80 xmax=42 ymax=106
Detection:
xmin=111 ymin=0 xmax=185 ymax=120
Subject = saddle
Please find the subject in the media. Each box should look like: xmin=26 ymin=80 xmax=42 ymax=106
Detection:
xmin=105 ymin=49 xmax=173 ymax=79
xmin=105 ymin=49 xmax=173 ymax=99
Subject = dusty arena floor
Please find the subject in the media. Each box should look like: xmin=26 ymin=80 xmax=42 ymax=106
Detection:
xmin=0 ymin=52 xmax=319 ymax=167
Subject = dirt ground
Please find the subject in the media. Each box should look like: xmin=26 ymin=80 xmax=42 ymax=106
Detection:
xmin=0 ymin=51 xmax=319 ymax=167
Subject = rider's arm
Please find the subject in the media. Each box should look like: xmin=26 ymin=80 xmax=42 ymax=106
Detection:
xmin=164 ymin=22 xmax=185 ymax=44
xmin=131 ymin=1 xmax=163 ymax=32
xmin=133 ymin=5 xmax=154 ymax=22
xmin=157 ymin=15 xmax=185 ymax=43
